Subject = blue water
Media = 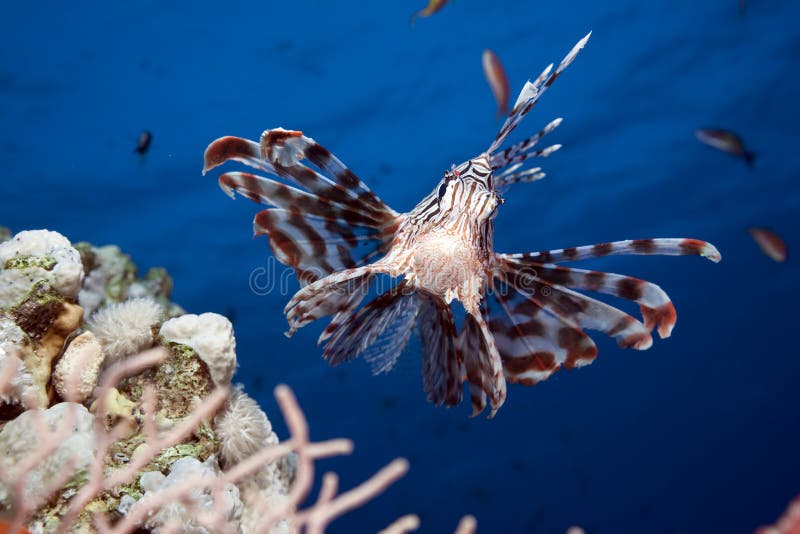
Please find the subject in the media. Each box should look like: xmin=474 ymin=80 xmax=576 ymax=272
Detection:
xmin=2 ymin=1 xmax=799 ymax=532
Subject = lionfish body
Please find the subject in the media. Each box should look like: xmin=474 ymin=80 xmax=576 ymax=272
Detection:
xmin=203 ymin=33 xmax=720 ymax=417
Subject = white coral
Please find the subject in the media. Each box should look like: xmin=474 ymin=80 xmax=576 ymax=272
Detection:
xmin=0 ymin=229 xmax=84 ymax=308
xmin=0 ymin=315 xmax=37 ymax=406
xmin=52 ymin=331 xmax=105 ymax=402
xmin=159 ymin=313 xmax=237 ymax=387
xmin=0 ymin=403 xmax=96 ymax=508
xmin=137 ymin=457 xmax=243 ymax=533
xmin=88 ymin=298 xmax=163 ymax=364
xmin=215 ymin=386 xmax=278 ymax=468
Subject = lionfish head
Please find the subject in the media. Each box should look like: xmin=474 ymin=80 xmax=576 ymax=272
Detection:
xmin=434 ymin=153 xmax=502 ymax=224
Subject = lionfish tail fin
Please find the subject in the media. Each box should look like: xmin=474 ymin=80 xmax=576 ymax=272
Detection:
xmin=487 ymin=32 xmax=590 ymax=156
xmin=204 ymin=130 xmax=402 ymax=284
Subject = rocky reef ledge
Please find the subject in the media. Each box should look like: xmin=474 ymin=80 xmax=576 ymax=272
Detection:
xmin=0 ymin=227 xmax=475 ymax=534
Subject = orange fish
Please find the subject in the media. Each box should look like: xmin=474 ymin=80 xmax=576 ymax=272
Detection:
xmin=695 ymin=128 xmax=756 ymax=167
xmin=749 ymin=227 xmax=787 ymax=262
xmin=482 ymin=50 xmax=510 ymax=117
xmin=410 ymin=0 xmax=448 ymax=24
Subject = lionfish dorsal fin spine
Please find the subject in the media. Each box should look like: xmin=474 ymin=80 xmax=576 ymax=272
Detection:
xmin=488 ymin=32 xmax=590 ymax=156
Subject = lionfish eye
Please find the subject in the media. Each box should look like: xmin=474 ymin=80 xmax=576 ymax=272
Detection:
xmin=437 ymin=182 xmax=447 ymax=201
xmin=437 ymin=178 xmax=450 ymax=201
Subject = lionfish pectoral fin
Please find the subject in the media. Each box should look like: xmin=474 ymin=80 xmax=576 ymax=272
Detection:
xmin=203 ymin=135 xmax=265 ymax=176
xmin=204 ymin=131 xmax=403 ymax=283
xmin=321 ymin=280 xmax=419 ymax=372
xmin=284 ymin=265 xmax=390 ymax=336
xmin=486 ymin=271 xmax=601 ymax=390
xmin=497 ymin=237 xmax=721 ymax=339
xmin=505 ymin=238 xmax=722 ymax=265
xmin=488 ymin=237 xmax=720 ymax=380
xmin=497 ymin=255 xmax=680 ymax=339
xmin=458 ymin=309 xmax=507 ymax=418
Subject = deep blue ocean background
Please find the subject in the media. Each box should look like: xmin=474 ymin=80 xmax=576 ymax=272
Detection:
xmin=2 ymin=1 xmax=799 ymax=532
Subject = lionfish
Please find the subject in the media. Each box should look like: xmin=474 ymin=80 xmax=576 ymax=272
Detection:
xmin=203 ymin=33 xmax=720 ymax=417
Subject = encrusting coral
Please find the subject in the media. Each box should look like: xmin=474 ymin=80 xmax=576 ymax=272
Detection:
xmin=52 ymin=331 xmax=105 ymax=402
xmin=0 ymin=228 xmax=478 ymax=534
xmin=159 ymin=312 xmax=237 ymax=388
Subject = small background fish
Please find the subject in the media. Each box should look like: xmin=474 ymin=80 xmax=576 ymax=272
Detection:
xmin=410 ymin=0 xmax=448 ymax=24
xmin=135 ymin=129 xmax=152 ymax=157
xmin=695 ymin=128 xmax=756 ymax=167
xmin=749 ymin=227 xmax=787 ymax=262
xmin=482 ymin=49 xmax=510 ymax=117
xmin=2 ymin=1 xmax=799 ymax=533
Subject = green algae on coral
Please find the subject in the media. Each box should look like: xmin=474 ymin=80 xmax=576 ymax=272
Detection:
xmin=3 ymin=254 xmax=58 ymax=272
xmin=152 ymin=342 xmax=215 ymax=420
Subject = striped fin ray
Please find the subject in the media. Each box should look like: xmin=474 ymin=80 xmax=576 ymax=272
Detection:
xmin=458 ymin=311 xmax=507 ymax=417
xmin=321 ymin=281 xmax=419 ymax=372
xmin=318 ymin=274 xmax=374 ymax=345
xmin=493 ymin=163 xmax=546 ymax=188
xmin=496 ymin=264 xmax=655 ymax=350
xmin=498 ymin=257 xmax=678 ymax=338
xmin=418 ymin=293 xmax=462 ymax=407
xmin=220 ymin=172 xmax=389 ymax=227
xmin=261 ymin=129 xmax=394 ymax=219
xmin=488 ymin=32 xmax=591 ymax=154
xmin=205 ymin=130 xmax=395 ymax=219
xmin=253 ymin=209 xmax=387 ymax=284
xmin=203 ymin=135 xmax=273 ymax=175
xmin=486 ymin=277 xmax=599 ymax=387
xmin=284 ymin=265 xmax=389 ymax=335
xmin=505 ymin=238 xmax=723 ymax=264
xmin=204 ymin=131 xmax=403 ymax=283
xmin=490 ymin=118 xmax=563 ymax=176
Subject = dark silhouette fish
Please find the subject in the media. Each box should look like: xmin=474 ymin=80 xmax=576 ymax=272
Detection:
xmin=135 ymin=130 xmax=152 ymax=157
xmin=695 ymin=128 xmax=756 ymax=167
xmin=204 ymin=34 xmax=720 ymax=417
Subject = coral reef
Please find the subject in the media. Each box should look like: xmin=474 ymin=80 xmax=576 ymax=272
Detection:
xmin=0 ymin=228 xmax=477 ymax=533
